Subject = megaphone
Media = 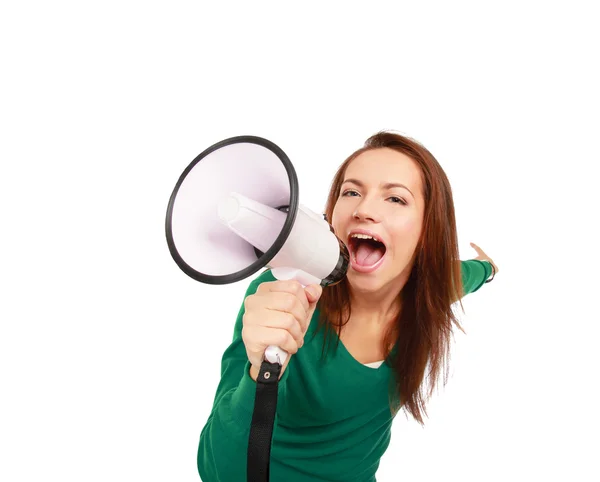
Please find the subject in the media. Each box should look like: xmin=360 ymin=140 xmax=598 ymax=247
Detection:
xmin=166 ymin=136 xmax=350 ymax=481
xmin=165 ymin=135 xmax=349 ymax=365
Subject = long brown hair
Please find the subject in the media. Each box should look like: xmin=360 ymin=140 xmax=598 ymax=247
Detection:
xmin=316 ymin=131 xmax=465 ymax=425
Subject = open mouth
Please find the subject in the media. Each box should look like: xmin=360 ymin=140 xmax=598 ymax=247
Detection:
xmin=348 ymin=233 xmax=387 ymax=273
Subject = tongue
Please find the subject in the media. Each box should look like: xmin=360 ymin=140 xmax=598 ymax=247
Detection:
xmin=355 ymin=242 xmax=385 ymax=266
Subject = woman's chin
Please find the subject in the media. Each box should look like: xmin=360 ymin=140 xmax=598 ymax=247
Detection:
xmin=348 ymin=277 xmax=381 ymax=291
xmin=347 ymin=262 xmax=387 ymax=292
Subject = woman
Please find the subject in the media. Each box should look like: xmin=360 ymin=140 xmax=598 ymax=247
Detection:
xmin=197 ymin=131 xmax=498 ymax=481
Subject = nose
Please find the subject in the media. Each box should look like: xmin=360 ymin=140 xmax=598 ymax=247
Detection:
xmin=352 ymin=198 xmax=381 ymax=223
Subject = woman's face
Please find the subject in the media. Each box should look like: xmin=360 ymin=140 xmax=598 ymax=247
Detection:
xmin=331 ymin=148 xmax=425 ymax=294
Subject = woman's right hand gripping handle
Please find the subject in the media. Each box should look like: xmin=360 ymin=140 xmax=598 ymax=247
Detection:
xmin=242 ymin=279 xmax=322 ymax=381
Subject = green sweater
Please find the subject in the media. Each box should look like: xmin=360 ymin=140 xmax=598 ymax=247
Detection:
xmin=198 ymin=260 xmax=492 ymax=481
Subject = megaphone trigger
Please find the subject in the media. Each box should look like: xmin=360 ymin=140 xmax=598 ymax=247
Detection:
xmin=264 ymin=345 xmax=288 ymax=366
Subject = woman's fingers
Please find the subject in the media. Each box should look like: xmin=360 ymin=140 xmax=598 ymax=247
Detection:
xmin=470 ymin=242 xmax=498 ymax=273
xmin=470 ymin=242 xmax=485 ymax=255
xmin=242 ymin=279 xmax=324 ymax=371
xmin=257 ymin=280 xmax=310 ymax=310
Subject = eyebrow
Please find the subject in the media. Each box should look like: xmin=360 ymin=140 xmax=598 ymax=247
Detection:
xmin=341 ymin=178 xmax=415 ymax=198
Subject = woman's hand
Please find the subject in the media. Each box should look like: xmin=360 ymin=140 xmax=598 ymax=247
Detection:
xmin=470 ymin=242 xmax=499 ymax=274
xmin=242 ymin=279 xmax=322 ymax=380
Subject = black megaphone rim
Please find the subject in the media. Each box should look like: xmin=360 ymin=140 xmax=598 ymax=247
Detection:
xmin=165 ymin=135 xmax=299 ymax=285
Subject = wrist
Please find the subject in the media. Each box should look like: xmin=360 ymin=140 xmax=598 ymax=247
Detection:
xmin=484 ymin=260 xmax=496 ymax=283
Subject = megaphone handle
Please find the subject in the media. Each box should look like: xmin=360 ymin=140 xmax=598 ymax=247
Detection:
xmin=264 ymin=267 xmax=322 ymax=365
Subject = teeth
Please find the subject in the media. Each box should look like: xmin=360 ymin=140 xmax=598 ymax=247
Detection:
xmin=350 ymin=233 xmax=381 ymax=243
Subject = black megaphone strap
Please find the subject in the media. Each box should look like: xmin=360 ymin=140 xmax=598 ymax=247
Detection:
xmin=247 ymin=359 xmax=281 ymax=482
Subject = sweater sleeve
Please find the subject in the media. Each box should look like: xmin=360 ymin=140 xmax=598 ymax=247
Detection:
xmin=197 ymin=268 xmax=291 ymax=482
xmin=460 ymin=260 xmax=493 ymax=296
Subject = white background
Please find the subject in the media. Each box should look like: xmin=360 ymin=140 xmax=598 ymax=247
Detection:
xmin=1 ymin=1 xmax=599 ymax=481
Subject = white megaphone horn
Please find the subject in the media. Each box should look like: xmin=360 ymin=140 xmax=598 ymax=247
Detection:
xmin=165 ymin=135 xmax=349 ymax=366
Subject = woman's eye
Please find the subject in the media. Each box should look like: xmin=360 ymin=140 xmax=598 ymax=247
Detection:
xmin=342 ymin=190 xmax=359 ymax=197
xmin=389 ymin=196 xmax=407 ymax=205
